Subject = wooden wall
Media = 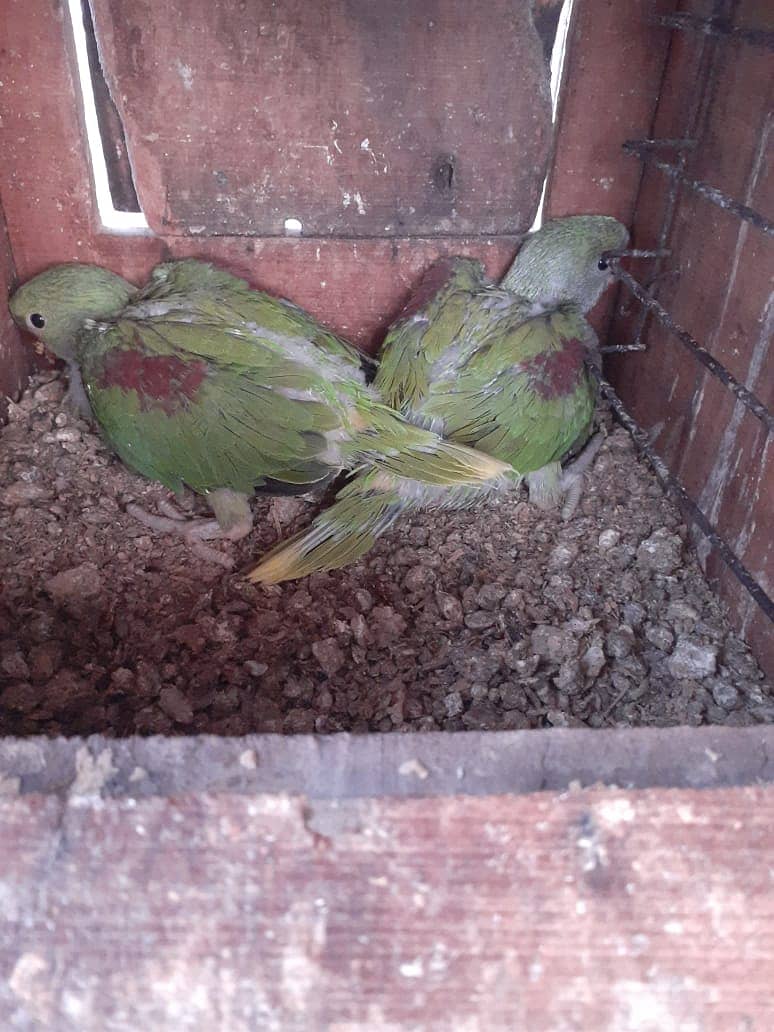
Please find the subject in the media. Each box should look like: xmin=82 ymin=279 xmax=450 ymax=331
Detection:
xmin=0 ymin=0 xmax=669 ymax=350
xmin=0 ymin=0 xmax=555 ymax=350
xmin=0 ymin=0 xmax=769 ymax=671
xmin=2 ymin=780 xmax=774 ymax=1028
xmin=0 ymin=203 xmax=27 ymax=416
xmin=602 ymin=0 xmax=773 ymax=675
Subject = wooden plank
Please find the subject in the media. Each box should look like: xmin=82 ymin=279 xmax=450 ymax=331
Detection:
xmin=167 ymin=235 xmax=522 ymax=349
xmin=606 ymin=0 xmax=774 ymax=677
xmin=546 ymin=0 xmax=678 ymax=224
xmin=3 ymin=726 xmax=774 ymax=799
xmin=0 ymin=204 xmax=27 ymax=416
xmin=90 ymin=0 xmax=551 ymax=237
xmin=1 ymin=785 xmax=773 ymax=1029
xmin=545 ymin=0 xmax=679 ymax=337
xmin=0 ymin=0 xmax=165 ymax=282
xmin=0 ymin=0 xmax=525 ymax=351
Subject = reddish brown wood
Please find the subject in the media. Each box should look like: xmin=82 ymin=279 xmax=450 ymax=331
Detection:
xmin=89 ymin=0 xmax=551 ymax=238
xmin=546 ymin=0 xmax=678 ymax=225
xmin=545 ymin=0 xmax=679 ymax=338
xmin=168 ymin=235 xmax=522 ymax=349
xmin=0 ymin=0 xmax=162 ymax=282
xmin=0 ymin=0 xmax=529 ymax=351
xmin=1 ymin=785 xmax=773 ymax=1029
xmin=0 ymin=205 xmax=27 ymax=417
xmin=607 ymin=0 xmax=774 ymax=676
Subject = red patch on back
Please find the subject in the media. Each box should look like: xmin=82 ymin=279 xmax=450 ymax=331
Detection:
xmin=99 ymin=347 xmax=208 ymax=414
xmin=525 ymin=337 xmax=587 ymax=400
xmin=399 ymin=258 xmax=466 ymax=320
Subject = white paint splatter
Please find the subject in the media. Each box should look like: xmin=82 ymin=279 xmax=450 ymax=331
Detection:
xmin=300 ymin=143 xmax=334 ymax=166
xmin=9 ymin=953 xmax=53 ymax=1023
xmin=69 ymin=746 xmax=116 ymax=799
xmin=399 ymin=957 xmax=424 ymax=978
xmin=595 ymin=797 xmax=636 ymax=826
xmin=398 ymin=758 xmax=429 ymax=780
xmin=175 ymin=59 xmax=194 ymax=90
xmin=342 ymin=190 xmax=367 ymax=215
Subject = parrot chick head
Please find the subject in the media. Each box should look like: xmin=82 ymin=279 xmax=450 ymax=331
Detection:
xmin=502 ymin=215 xmax=629 ymax=312
xmin=9 ymin=263 xmax=135 ymax=361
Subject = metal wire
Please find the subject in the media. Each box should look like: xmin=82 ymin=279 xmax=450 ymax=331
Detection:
xmin=624 ymin=141 xmax=774 ymax=236
xmin=612 ymin=261 xmax=773 ymax=433
xmin=655 ymin=12 xmax=774 ymax=51
xmin=603 ymin=10 xmax=774 ymax=629
xmin=604 ymin=248 xmax=672 ymax=259
xmin=600 ymin=345 xmax=646 ymax=354
xmin=620 ymin=144 xmax=694 ymax=349
xmin=592 ymin=370 xmax=774 ymax=622
xmin=623 ymin=138 xmax=697 ymax=151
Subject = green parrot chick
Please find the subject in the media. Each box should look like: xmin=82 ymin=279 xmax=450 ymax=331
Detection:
xmin=247 ymin=214 xmax=630 ymax=583
xmin=10 ymin=259 xmax=509 ymax=568
xmin=375 ymin=214 xmax=630 ymax=515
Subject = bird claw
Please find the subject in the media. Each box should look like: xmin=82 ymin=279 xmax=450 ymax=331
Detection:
xmin=125 ymin=502 xmax=234 ymax=568
xmin=559 ymin=472 xmax=584 ymax=520
xmin=156 ymin=498 xmax=188 ymax=522
xmin=63 ymin=364 xmax=95 ymax=422
xmin=188 ymin=541 xmax=235 ymax=570
xmin=563 ymin=432 xmax=604 ymax=477
xmin=558 ymin=432 xmax=605 ymax=520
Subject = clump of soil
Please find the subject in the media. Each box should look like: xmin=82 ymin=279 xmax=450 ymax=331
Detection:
xmin=0 ymin=373 xmax=770 ymax=737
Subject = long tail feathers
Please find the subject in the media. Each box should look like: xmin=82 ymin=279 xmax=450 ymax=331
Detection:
xmin=248 ymin=456 xmax=516 ymax=585
xmin=248 ymin=427 xmax=516 ymax=584
xmin=247 ymin=479 xmax=403 ymax=584
xmin=353 ymin=410 xmax=511 ymax=488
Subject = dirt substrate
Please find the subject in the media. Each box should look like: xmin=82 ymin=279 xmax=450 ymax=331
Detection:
xmin=0 ymin=373 xmax=771 ymax=738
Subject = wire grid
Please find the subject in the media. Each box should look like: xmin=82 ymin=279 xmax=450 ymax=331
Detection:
xmin=602 ymin=11 xmax=773 ymax=624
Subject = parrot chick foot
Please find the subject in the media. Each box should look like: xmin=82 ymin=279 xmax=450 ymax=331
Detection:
xmin=156 ymin=498 xmax=190 ymax=522
xmin=125 ymin=502 xmax=235 ymax=569
xmin=558 ymin=432 xmax=605 ymax=520
xmin=63 ymin=364 xmax=94 ymax=422
xmin=525 ymin=462 xmax=563 ymax=512
xmin=125 ymin=486 xmax=252 ymax=567
xmin=205 ymin=488 xmax=254 ymax=542
xmin=128 ymin=488 xmax=252 ymax=545
xmin=526 ymin=433 xmax=605 ymax=520
xmin=127 ymin=500 xmax=223 ymax=538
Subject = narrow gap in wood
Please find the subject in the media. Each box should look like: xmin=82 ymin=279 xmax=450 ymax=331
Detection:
xmin=81 ymin=0 xmax=141 ymax=213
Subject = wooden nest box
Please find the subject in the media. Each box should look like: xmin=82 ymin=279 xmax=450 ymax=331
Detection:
xmin=0 ymin=1 xmax=772 ymax=1026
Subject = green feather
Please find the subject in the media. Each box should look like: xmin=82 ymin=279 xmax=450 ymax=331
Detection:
xmin=11 ymin=259 xmax=512 ymax=558
xmin=248 ymin=216 xmax=629 ymax=582
xmin=376 ymin=258 xmax=487 ymax=412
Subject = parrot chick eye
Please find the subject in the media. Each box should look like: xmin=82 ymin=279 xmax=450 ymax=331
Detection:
xmin=28 ymin=313 xmax=46 ymax=330
xmin=596 ymin=258 xmax=609 ymax=271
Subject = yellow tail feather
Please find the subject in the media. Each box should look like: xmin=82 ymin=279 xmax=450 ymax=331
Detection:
xmin=247 ymin=446 xmax=515 ymax=585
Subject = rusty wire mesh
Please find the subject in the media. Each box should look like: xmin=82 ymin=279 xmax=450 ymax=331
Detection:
xmin=597 ymin=11 xmax=773 ymax=625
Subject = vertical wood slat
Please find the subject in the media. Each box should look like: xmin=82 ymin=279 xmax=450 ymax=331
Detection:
xmin=544 ymin=0 xmax=680 ymax=337
xmin=0 ymin=204 xmax=27 ymax=416
xmin=606 ymin=0 xmax=774 ymax=675
xmin=546 ymin=0 xmax=680 ymax=225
